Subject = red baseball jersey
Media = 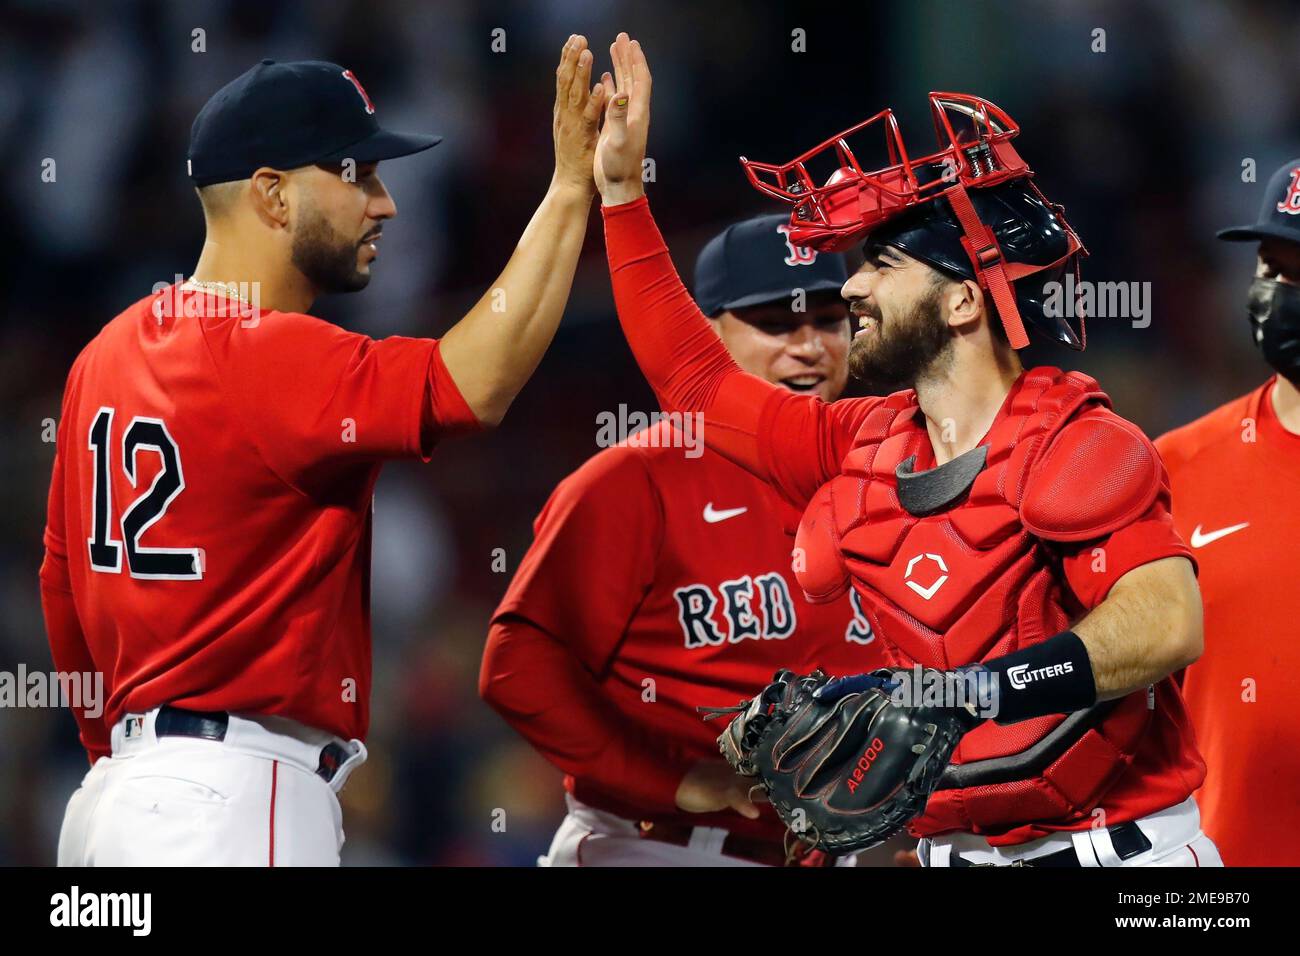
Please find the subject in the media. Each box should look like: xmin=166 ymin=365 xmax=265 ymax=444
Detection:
xmin=484 ymin=420 xmax=886 ymax=839
xmin=1156 ymin=376 xmax=1300 ymax=866
xmin=40 ymin=284 xmax=479 ymax=762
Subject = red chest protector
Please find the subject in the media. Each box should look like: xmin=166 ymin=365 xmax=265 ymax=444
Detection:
xmin=795 ymin=367 xmax=1160 ymax=838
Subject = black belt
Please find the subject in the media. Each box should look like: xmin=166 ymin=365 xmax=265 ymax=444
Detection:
xmin=153 ymin=705 xmax=351 ymax=784
xmin=949 ymin=820 xmax=1153 ymax=867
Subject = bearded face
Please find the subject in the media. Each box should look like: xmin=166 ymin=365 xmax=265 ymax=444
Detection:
xmin=286 ymin=161 xmax=390 ymax=296
xmin=290 ymin=199 xmax=376 ymax=295
xmin=847 ymin=266 xmax=953 ymax=393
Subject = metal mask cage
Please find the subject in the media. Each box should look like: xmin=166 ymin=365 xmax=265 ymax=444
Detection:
xmin=739 ymin=93 xmax=1030 ymax=252
xmin=738 ymin=92 xmax=1088 ymax=350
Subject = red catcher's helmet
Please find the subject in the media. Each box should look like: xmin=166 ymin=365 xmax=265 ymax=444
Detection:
xmin=739 ymin=93 xmax=1088 ymax=350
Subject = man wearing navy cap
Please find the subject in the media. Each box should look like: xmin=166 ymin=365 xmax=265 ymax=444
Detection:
xmin=481 ymin=214 xmax=889 ymax=867
xmin=1155 ymin=159 xmax=1300 ymax=865
xmin=42 ymin=39 xmax=609 ymax=865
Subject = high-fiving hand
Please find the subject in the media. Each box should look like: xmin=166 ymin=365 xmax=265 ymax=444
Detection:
xmin=552 ymin=35 xmax=608 ymax=197
xmin=594 ymin=32 xmax=652 ymax=206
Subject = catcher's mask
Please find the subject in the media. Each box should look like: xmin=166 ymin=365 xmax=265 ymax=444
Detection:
xmin=739 ymin=92 xmax=1088 ymax=350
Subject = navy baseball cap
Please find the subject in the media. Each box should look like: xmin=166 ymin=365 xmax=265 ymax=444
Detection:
xmin=187 ymin=60 xmax=441 ymax=186
xmin=1218 ymin=158 xmax=1300 ymax=244
xmin=695 ymin=214 xmax=849 ymax=317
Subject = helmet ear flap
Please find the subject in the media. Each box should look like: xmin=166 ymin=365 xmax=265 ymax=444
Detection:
xmin=1043 ymin=188 xmax=1088 ymax=350
xmin=1009 ymin=183 xmax=1088 ymax=350
xmin=954 ymin=179 xmax=1088 ymax=351
xmin=1001 ymin=253 xmax=1086 ymax=350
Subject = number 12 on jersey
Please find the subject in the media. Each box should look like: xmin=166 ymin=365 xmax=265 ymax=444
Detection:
xmin=86 ymin=406 xmax=203 ymax=580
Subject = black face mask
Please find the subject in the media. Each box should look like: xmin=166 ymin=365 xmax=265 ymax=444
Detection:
xmin=1247 ymin=277 xmax=1300 ymax=386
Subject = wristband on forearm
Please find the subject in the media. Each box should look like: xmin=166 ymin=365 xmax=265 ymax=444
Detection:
xmin=973 ymin=630 xmax=1098 ymax=725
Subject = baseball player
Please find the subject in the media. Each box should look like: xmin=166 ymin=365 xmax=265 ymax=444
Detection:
xmin=1154 ymin=159 xmax=1300 ymax=866
xmin=590 ymin=33 xmax=1220 ymax=867
xmin=41 ymin=40 xmax=609 ymax=866
xmin=481 ymin=215 xmax=887 ymax=866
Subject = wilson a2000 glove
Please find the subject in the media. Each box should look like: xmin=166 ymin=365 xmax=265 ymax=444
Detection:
xmin=706 ymin=668 xmax=979 ymax=855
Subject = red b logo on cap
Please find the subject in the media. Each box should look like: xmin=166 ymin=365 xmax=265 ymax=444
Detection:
xmin=776 ymin=223 xmax=818 ymax=266
xmin=341 ymin=69 xmax=375 ymax=115
xmin=1277 ymin=167 xmax=1300 ymax=216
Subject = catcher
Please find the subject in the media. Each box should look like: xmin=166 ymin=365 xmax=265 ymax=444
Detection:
xmin=590 ymin=33 xmax=1219 ymax=867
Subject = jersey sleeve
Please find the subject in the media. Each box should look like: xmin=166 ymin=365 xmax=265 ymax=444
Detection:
xmin=1056 ymin=496 xmax=1194 ymax=610
xmin=40 ymin=413 xmax=111 ymax=765
xmin=603 ymin=197 xmax=881 ymax=512
xmin=493 ymin=447 xmax=663 ymax=674
xmin=1026 ymin=408 xmax=1196 ymax=609
xmin=213 ymin=313 xmax=481 ymax=490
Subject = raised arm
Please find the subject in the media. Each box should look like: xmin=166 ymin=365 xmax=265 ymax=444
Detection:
xmin=595 ymin=33 xmax=879 ymax=508
xmin=437 ymin=35 xmax=608 ymax=425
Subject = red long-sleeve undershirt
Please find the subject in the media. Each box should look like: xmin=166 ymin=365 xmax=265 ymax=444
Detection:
xmin=40 ymin=568 xmax=110 ymax=766
xmin=480 ymin=615 xmax=692 ymax=814
xmin=601 ymin=196 xmax=881 ymax=513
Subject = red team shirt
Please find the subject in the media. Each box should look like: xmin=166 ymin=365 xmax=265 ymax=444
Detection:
xmin=40 ymin=285 xmax=479 ymax=762
xmin=1156 ymin=377 xmax=1300 ymax=865
xmin=484 ymin=421 xmax=886 ymax=840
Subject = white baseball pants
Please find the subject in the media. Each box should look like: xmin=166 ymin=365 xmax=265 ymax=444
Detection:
xmin=918 ymin=795 xmax=1222 ymax=867
xmin=57 ymin=708 xmax=366 ymax=866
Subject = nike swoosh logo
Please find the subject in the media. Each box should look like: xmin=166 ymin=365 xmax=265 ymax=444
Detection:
xmin=1189 ymin=522 xmax=1249 ymax=548
xmin=703 ymin=503 xmax=748 ymax=524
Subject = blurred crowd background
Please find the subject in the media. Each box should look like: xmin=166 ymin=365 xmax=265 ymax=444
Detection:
xmin=1 ymin=0 xmax=1297 ymax=865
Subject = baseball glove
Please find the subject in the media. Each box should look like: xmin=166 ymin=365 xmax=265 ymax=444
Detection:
xmin=704 ymin=668 xmax=978 ymax=855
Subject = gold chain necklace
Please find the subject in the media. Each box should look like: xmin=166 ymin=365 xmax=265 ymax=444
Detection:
xmin=180 ymin=277 xmax=252 ymax=304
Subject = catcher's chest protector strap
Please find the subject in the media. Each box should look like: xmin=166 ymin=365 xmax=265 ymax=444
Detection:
xmin=794 ymin=366 xmax=1152 ymax=834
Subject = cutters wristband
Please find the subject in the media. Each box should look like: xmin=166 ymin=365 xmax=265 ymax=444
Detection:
xmin=976 ymin=630 xmax=1098 ymax=725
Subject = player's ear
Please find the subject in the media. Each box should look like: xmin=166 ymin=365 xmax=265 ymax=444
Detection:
xmin=249 ymin=167 xmax=291 ymax=228
xmin=947 ymin=278 xmax=984 ymax=331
